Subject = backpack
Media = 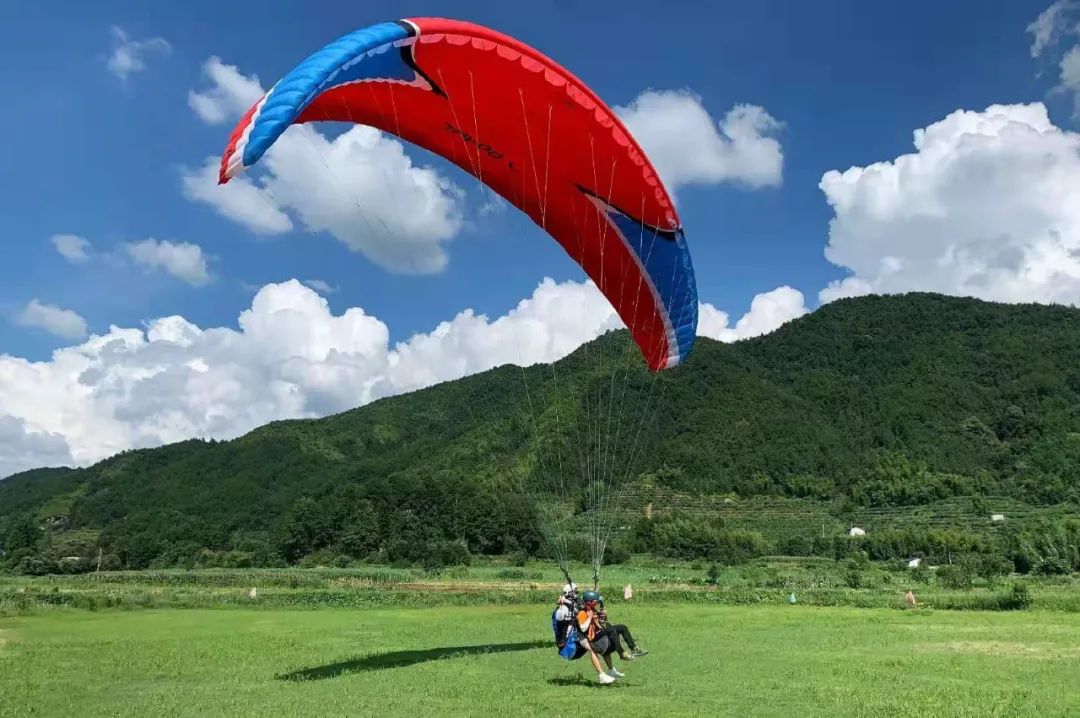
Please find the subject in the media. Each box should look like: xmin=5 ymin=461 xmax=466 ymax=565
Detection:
xmin=551 ymin=609 xmax=580 ymax=660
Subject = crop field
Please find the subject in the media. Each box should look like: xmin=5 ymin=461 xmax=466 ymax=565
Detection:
xmin=3 ymin=602 xmax=1080 ymax=716
xmin=5 ymin=560 xmax=1079 ymax=613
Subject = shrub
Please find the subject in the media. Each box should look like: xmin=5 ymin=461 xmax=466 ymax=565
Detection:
xmin=706 ymin=563 xmax=720 ymax=585
xmin=15 ymin=554 xmax=51 ymax=576
xmin=937 ymin=563 xmax=974 ymax=590
xmin=435 ymin=540 xmax=472 ymax=568
xmin=1003 ymin=582 xmax=1033 ymax=610
xmin=602 ymin=544 xmax=630 ymax=565
xmin=298 ymin=548 xmax=346 ymax=569
xmin=1035 ymin=557 xmax=1071 ymax=576
xmin=846 ymin=551 xmax=871 ymax=571
xmin=508 ymin=551 xmax=528 ymax=567
xmin=976 ymin=555 xmax=1013 ymax=587
xmin=445 ymin=565 xmax=470 ymax=580
xmin=910 ymin=563 xmax=932 ymax=585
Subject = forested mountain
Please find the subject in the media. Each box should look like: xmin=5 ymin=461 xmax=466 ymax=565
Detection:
xmin=3 ymin=292 xmax=1080 ymax=573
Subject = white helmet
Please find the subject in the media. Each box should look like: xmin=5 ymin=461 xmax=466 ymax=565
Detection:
xmin=562 ymin=582 xmax=578 ymax=597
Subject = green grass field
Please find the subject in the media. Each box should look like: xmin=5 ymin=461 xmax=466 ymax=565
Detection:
xmin=3 ymin=604 xmax=1079 ymax=716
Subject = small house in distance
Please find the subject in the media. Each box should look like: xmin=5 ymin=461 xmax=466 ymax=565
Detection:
xmin=991 ymin=514 xmax=1005 ymax=523
xmin=848 ymin=527 xmax=866 ymax=537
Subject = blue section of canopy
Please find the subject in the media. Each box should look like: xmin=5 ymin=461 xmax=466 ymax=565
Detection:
xmin=603 ymin=208 xmax=698 ymax=365
xmin=243 ymin=22 xmax=412 ymax=168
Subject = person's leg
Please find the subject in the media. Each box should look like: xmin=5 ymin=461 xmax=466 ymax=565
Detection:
xmin=602 ymin=625 xmax=626 ymax=656
xmin=603 ymin=625 xmax=633 ymax=660
xmin=580 ymin=639 xmax=612 ymax=682
xmin=587 ymin=649 xmax=604 ymax=674
xmin=613 ymin=623 xmax=647 ymax=655
xmin=593 ymin=634 xmax=615 ymax=671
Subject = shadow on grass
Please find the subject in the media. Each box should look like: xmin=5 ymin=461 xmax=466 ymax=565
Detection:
xmin=547 ymin=675 xmax=629 ymax=689
xmin=279 ymin=640 xmax=549 ymax=681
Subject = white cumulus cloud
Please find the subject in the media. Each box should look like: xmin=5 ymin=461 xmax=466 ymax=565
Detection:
xmin=188 ymin=56 xmax=264 ymax=124
xmin=698 ymin=286 xmax=808 ymax=342
xmin=15 ymin=300 xmax=88 ymax=340
xmin=181 ymin=157 xmax=293 ymax=235
xmin=818 ymin=277 xmax=874 ymax=305
xmin=106 ymin=26 xmax=171 ymax=81
xmin=615 ymin=89 xmax=784 ymax=194
xmin=0 ymin=416 xmax=75 ymax=479
xmin=51 ymin=234 xmax=91 ymax=264
xmin=0 ymin=278 xmax=800 ymax=476
xmin=819 ymin=103 xmax=1080 ymax=305
xmin=182 ymin=58 xmax=464 ymax=274
xmin=125 ymin=239 xmax=212 ymax=286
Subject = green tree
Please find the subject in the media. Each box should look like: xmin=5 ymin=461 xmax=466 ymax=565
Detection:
xmin=338 ymin=499 xmax=380 ymax=558
xmin=277 ymin=497 xmax=332 ymax=563
xmin=3 ymin=514 xmax=41 ymax=555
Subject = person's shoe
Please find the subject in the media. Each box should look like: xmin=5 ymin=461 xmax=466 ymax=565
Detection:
xmin=608 ymin=667 xmax=626 ymax=678
xmin=632 ymin=648 xmax=648 ymax=657
xmin=598 ymin=672 xmax=616 ymax=684
xmin=619 ymin=652 xmax=635 ymax=661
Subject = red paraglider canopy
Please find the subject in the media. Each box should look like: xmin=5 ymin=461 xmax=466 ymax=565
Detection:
xmin=220 ymin=17 xmax=698 ymax=370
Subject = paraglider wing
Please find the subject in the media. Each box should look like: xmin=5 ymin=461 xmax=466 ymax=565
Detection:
xmin=218 ymin=17 xmax=698 ymax=370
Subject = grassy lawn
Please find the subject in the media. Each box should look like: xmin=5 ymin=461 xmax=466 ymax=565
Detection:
xmin=3 ymin=604 xmax=1080 ymax=716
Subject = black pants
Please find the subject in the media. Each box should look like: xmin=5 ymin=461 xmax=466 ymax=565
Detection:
xmin=607 ymin=623 xmax=636 ymax=651
xmin=582 ymin=633 xmax=613 ymax=657
xmin=598 ymin=623 xmax=636 ymax=654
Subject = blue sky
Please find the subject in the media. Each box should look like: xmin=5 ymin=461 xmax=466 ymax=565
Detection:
xmin=0 ymin=0 xmax=1066 ymax=358
xmin=2 ymin=0 xmax=1080 ymax=474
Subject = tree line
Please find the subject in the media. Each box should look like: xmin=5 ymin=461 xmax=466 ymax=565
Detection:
xmin=4 ymin=292 xmax=1080 ymax=576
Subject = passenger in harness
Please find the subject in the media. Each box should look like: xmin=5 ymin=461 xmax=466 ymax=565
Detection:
xmin=576 ymin=589 xmax=624 ymax=681
xmin=594 ymin=593 xmax=648 ymax=658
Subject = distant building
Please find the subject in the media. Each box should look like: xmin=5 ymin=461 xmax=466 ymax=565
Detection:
xmin=907 ymin=558 xmax=922 ymax=568
xmin=991 ymin=514 xmax=1005 ymax=522
xmin=848 ymin=527 xmax=866 ymax=537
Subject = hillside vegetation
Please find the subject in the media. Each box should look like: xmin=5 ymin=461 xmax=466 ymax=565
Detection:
xmin=3 ymin=292 xmax=1080 ymax=575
